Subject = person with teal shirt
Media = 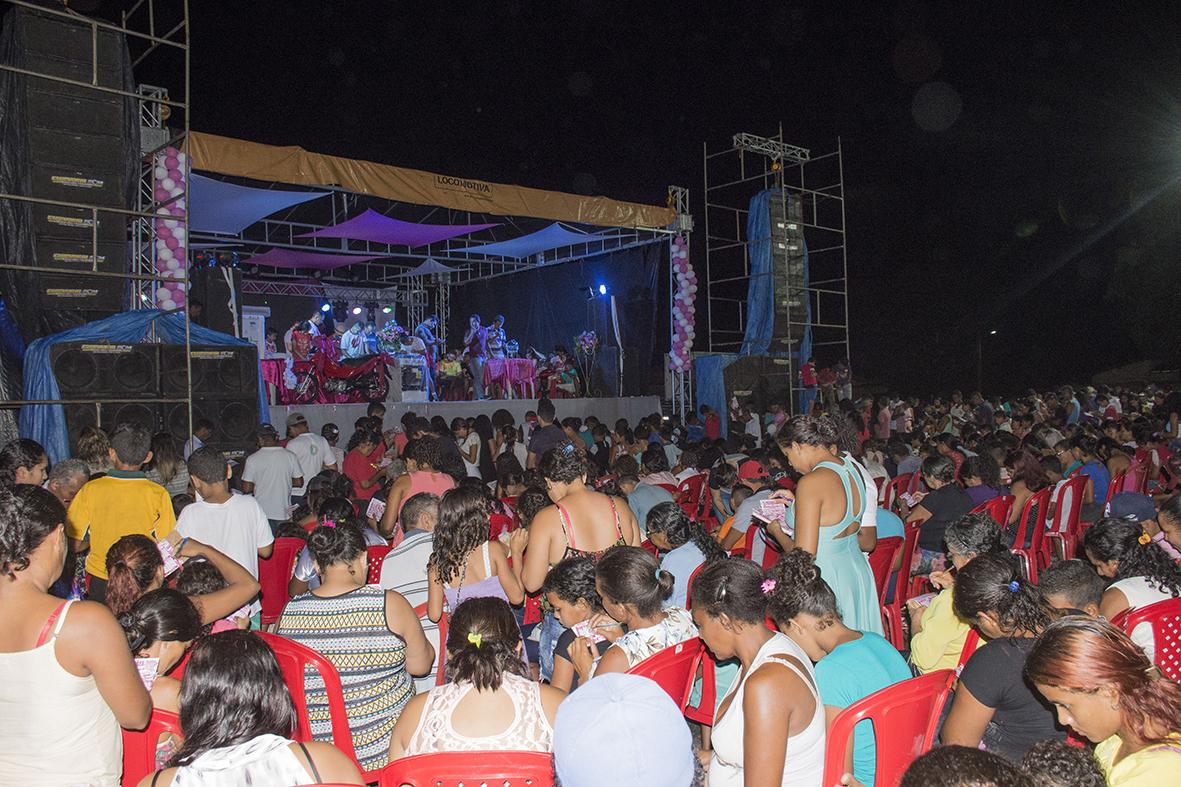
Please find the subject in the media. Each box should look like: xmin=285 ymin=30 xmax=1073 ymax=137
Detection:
xmin=771 ymin=414 xmax=884 ymax=636
xmin=767 ymin=549 xmax=911 ymax=786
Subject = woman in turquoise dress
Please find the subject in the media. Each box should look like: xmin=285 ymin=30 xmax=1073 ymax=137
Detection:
xmin=770 ymin=414 xmax=884 ymax=636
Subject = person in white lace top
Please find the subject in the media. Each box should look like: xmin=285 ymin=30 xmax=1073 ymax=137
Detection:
xmin=388 ymin=597 xmax=563 ymax=760
xmin=570 ymin=545 xmax=699 ymax=682
xmin=141 ymin=631 xmax=362 ymax=787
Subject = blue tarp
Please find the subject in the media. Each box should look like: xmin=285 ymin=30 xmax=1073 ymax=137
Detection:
xmin=694 ymin=353 xmax=737 ymax=439
xmin=739 ymin=188 xmax=812 ymax=363
xmin=458 ymin=223 xmax=617 ymax=259
xmin=21 ymin=310 xmax=268 ymax=463
xmin=189 ymin=174 xmax=328 ymax=235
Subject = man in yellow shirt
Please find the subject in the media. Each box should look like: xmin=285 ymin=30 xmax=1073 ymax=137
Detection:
xmin=66 ymin=423 xmax=176 ymax=602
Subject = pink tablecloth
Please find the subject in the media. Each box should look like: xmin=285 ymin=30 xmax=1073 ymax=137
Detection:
xmin=483 ymin=358 xmax=537 ymax=398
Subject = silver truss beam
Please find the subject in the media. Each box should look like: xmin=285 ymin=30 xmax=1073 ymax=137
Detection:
xmin=732 ymin=132 xmax=811 ymax=164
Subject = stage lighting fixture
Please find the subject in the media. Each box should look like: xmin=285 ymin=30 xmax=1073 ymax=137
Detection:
xmin=351 ymin=306 xmax=362 ymax=316
xmin=578 ymin=286 xmax=595 ymax=301
xmin=320 ymin=303 xmax=331 ymax=313
xmin=382 ymin=306 xmax=392 ymax=314
xmin=331 ymin=300 xmax=348 ymax=322
xmin=598 ymin=284 xmax=607 ymax=296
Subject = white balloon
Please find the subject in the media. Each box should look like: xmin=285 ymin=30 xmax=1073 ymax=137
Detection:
xmin=165 ymin=259 xmax=180 ymax=271
xmin=154 ymin=166 xmax=168 ymax=180
xmin=158 ymin=249 xmax=174 ymax=263
xmin=176 ymin=152 xmax=187 ymax=164
xmin=161 ymin=298 xmax=176 ymax=310
xmin=161 ymin=178 xmax=175 ymax=191
xmin=677 ymin=250 xmax=687 ymax=259
xmin=163 ymin=219 xmax=179 ymax=230
xmin=688 ymin=284 xmax=697 ymax=293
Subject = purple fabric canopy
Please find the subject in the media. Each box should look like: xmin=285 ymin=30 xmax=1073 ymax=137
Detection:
xmin=189 ymin=174 xmax=328 ymax=234
xmin=247 ymin=248 xmax=387 ymax=270
xmin=297 ymin=209 xmax=498 ymax=248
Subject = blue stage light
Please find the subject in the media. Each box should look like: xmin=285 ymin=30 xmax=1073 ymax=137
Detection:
xmin=598 ymin=284 xmax=607 ymax=296
xmin=320 ymin=303 xmax=331 ymax=313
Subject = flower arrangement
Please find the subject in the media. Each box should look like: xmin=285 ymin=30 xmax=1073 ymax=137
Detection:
xmin=377 ymin=322 xmax=408 ymax=354
xmin=575 ymin=330 xmax=599 ymax=356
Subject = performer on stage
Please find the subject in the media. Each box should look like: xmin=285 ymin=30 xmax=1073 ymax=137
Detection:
xmin=341 ymin=322 xmax=366 ymax=359
xmin=487 ymin=315 xmax=507 ymax=359
xmin=415 ymin=315 xmax=445 ymax=401
xmin=363 ymin=322 xmax=379 ymax=355
xmin=464 ymin=314 xmax=488 ymax=400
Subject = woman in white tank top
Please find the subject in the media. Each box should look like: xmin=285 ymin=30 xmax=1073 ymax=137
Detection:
xmin=389 ymin=597 xmax=563 ymax=761
xmin=0 ymin=485 xmax=153 ymax=787
xmin=689 ymin=559 xmax=824 ymax=787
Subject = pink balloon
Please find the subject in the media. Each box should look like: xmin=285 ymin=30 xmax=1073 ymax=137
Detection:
xmin=157 ymin=227 xmax=172 ymax=240
xmin=167 ymin=168 xmax=183 ymax=182
xmin=154 ymin=188 xmax=169 ymax=202
xmin=165 ymin=155 xmax=179 ymax=169
xmin=164 ymin=236 xmax=179 ymax=250
xmin=169 ymin=206 xmax=184 ymax=217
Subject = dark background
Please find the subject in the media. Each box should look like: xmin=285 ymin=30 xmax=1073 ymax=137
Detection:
xmin=150 ymin=2 xmax=1181 ymax=395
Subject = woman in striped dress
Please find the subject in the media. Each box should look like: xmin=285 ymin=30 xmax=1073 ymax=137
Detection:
xmin=278 ymin=519 xmax=434 ymax=772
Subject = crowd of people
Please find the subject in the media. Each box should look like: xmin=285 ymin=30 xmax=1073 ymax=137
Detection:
xmin=3 ymin=381 xmax=1181 ymax=786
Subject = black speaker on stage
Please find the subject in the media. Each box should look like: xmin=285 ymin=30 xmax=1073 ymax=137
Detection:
xmin=0 ymin=6 xmax=136 ymax=317
xmin=767 ymin=193 xmax=807 ymax=377
xmin=160 ymin=344 xmax=259 ymax=457
xmin=188 ymin=267 xmax=242 ymax=336
xmin=723 ymin=355 xmax=792 ymax=413
xmin=50 ymin=342 xmax=159 ymax=399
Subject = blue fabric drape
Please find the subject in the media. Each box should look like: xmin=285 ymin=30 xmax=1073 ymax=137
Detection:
xmin=740 ymin=189 xmax=775 ymax=356
xmin=21 ymin=310 xmax=268 ymax=463
xmin=0 ymin=298 xmax=25 ymax=365
xmin=693 ymin=353 xmax=738 ymax=439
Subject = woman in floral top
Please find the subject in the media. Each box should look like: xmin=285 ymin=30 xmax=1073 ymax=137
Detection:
xmin=569 ymin=545 xmax=698 ymax=682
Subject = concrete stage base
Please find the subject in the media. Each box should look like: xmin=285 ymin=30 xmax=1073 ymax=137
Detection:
xmin=269 ymin=396 xmax=663 ymax=436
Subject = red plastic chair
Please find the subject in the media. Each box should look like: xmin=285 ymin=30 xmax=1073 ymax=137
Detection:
xmin=121 ymin=709 xmax=183 ymax=787
xmin=676 ymin=472 xmax=709 ymax=520
xmin=254 ymin=632 xmax=375 ymax=781
xmin=881 ymin=525 xmax=920 ymax=650
xmin=366 ymin=544 xmax=392 ymax=584
xmin=969 ymin=494 xmax=1015 ymax=528
xmin=821 ymin=669 xmax=954 ymax=787
xmin=1010 ymin=488 xmax=1052 ymax=583
xmin=867 ymin=536 xmax=903 ymax=600
xmin=655 ymin=482 xmax=679 ymax=496
xmin=875 ymin=475 xmax=888 ymax=505
xmin=884 ymin=474 xmax=911 ymax=513
xmin=1046 ymin=476 xmax=1088 ymax=561
xmin=378 ymin=751 xmax=554 ymax=787
xmin=258 ymin=537 xmax=305 ymax=627
xmin=1105 ymin=470 xmax=1128 ymax=507
xmin=1112 ymin=598 xmax=1181 ymax=680
xmin=625 ymin=638 xmax=705 ymax=710
xmin=743 ymin=525 xmax=784 ymax=571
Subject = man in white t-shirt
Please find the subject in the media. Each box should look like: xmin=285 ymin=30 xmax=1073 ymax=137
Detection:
xmin=378 ymin=491 xmax=440 ymax=691
xmin=241 ymin=424 xmax=303 ymax=528
xmin=284 ymin=412 xmax=336 ymax=500
xmin=178 ymin=447 xmax=274 ymax=621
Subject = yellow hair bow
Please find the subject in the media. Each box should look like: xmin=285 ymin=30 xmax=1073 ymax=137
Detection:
xmin=467 ymin=631 xmax=482 ymax=649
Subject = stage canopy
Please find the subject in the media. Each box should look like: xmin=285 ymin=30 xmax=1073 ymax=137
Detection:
xmin=391 ymin=258 xmax=455 ymax=278
xmin=296 ymin=209 xmax=498 ymax=247
xmin=244 ymin=248 xmax=388 ymax=270
xmin=459 ymin=223 xmax=613 ymax=259
xmin=189 ymin=173 xmax=328 ymax=234
xmin=186 ymin=132 xmax=676 ymax=229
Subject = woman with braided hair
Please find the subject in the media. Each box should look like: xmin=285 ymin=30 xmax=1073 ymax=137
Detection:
xmin=388 ymin=597 xmax=562 ymax=760
xmin=1026 ymin=618 xmax=1181 ymax=785
xmin=645 ymin=500 xmax=727 ymax=609
xmin=943 ymin=552 xmax=1064 ymax=759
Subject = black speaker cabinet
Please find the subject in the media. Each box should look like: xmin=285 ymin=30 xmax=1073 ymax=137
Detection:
xmin=50 ymin=342 xmax=159 ymax=400
xmin=161 ymin=345 xmax=258 ymax=397
xmin=164 ymin=399 xmax=258 ymax=459
xmin=187 ymin=267 xmax=242 ymax=337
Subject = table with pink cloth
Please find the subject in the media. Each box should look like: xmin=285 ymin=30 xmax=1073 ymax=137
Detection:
xmin=483 ymin=357 xmax=537 ymax=399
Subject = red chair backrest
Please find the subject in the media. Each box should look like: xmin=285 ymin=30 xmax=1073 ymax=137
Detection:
xmin=488 ymin=512 xmax=516 ymax=540
xmin=955 ymin=629 xmax=981 ymax=674
xmin=1009 ymin=488 xmax=1051 ymax=552
xmin=867 ymin=536 xmax=903 ymax=599
xmin=676 ymin=473 xmax=709 ymax=519
xmin=969 ymin=494 xmax=1015 ymax=527
xmin=257 ymin=537 xmax=305 ymax=625
xmin=366 ymin=544 xmax=392 ymax=584
xmin=1116 ymin=598 xmax=1181 ymax=680
xmin=254 ymin=632 xmax=359 ymax=764
xmin=821 ymin=669 xmax=954 ymax=787
xmin=887 ymin=524 xmax=921 ymax=607
xmin=685 ymin=562 xmax=706 ymax=610
xmin=1050 ymin=476 xmax=1088 ymax=536
xmin=625 ymin=638 xmax=705 ymax=710
xmin=875 ymin=474 xmax=888 ymax=504
xmin=1106 ymin=471 xmax=1128 ymax=506
xmin=378 ymin=751 xmax=554 ymax=787
xmin=884 ymin=474 xmax=911 ymax=512
xmin=655 ymin=483 xmax=679 ymax=496
xmin=121 ymin=709 xmax=183 ymax=787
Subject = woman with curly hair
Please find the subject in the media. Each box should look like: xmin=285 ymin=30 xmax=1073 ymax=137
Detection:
xmin=0 ymin=437 xmax=48 ymax=488
xmin=427 ymin=485 xmax=523 ymax=623
xmin=388 ymin=597 xmax=562 ymax=760
xmin=378 ymin=437 xmax=455 ymax=539
xmin=944 ymin=552 xmax=1063 ymax=759
xmin=771 ymin=414 xmax=884 ymax=636
xmin=1084 ymin=516 xmax=1181 ymax=659
xmin=963 ymin=453 xmax=1002 ymax=507
xmin=767 ymin=549 xmax=910 ymax=786
xmin=1026 ymin=618 xmax=1181 ymax=785
xmin=277 ymin=519 xmax=432 ymax=772
xmin=645 ymin=500 xmax=727 ymax=609
xmin=541 ymin=556 xmax=607 ymax=692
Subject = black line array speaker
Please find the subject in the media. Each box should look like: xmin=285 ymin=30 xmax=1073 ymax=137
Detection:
xmin=768 ymin=192 xmax=806 ymax=370
xmin=7 ymin=7 xmax=134 ymax=312
xmin=52 ymin=342 xmax=260 ymax=457
xmin=187 ymin=267 xmax=242 ymax=337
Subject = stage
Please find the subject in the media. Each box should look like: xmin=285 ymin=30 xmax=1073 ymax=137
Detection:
xmin=269 ymin=396 xmax=662 ymax=437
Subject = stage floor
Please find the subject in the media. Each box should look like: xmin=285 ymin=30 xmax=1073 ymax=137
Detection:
xmin=269 ymin=396 xmax=663 ymax=436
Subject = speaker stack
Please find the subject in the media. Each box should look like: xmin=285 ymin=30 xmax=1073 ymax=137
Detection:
xmin=6 ymin=7 xmax=134 ymax=314
xmin=51 ymin=343 xmax=260 ymax=457
xmin=722 ymin=355 xmax=792 ymax=414
xmin=768 ymin=192 xmax=807 ymax=369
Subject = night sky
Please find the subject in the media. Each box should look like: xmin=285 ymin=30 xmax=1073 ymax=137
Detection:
xmin=177 ymin=2 xmax=1181 ymax=395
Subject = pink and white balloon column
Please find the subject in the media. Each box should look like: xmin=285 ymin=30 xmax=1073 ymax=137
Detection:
xmin=153 ymin=146 xmax=187 ymax=311
xmin=668 ymin=235 xmax=696 ymax=372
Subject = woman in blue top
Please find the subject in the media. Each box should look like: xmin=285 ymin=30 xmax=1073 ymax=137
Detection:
xmin=1072 ymin=437 xmax=1111 ymax=520
xmin=645 ymin=501 xmax=727 ymax=609
xmin=770 ymin=414 xmax=884 ymax=636
xmin=767 ymin=548 xmax=910 ymax=787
